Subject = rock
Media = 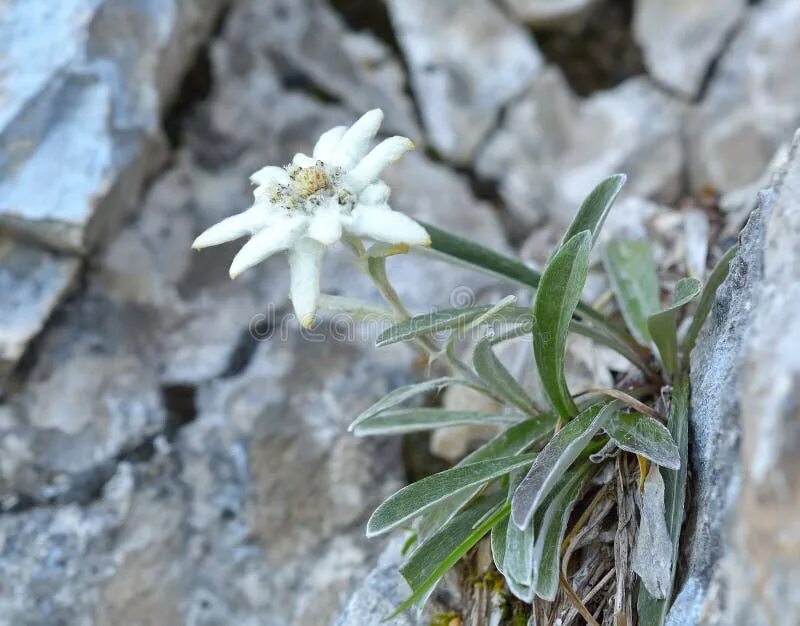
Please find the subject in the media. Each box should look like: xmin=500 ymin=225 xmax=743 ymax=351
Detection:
xmin=0 ymin=237 xmax=79 ymax=388
xmin=633 ymin=0 xmax=746 ymax=98
xmin=502 ymin=0 xmax=600 ymax=26
xmin=688 ymin=0 xmax=800 ymax=195
xmin=0 ymin=0 xmax=229 ymax=253
xmin=672 ymin=130 xmax=800 ymax=624
xmin=477 ymin=70 xmax=684 ymax=229
xmin=387 ymin=0 xmax=543 ymax=163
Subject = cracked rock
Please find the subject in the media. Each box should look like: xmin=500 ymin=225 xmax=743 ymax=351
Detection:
xmin=0 ymin=0 xmax=229 ymax=253
xmin=633 ymin=0 xmax=746 ymax=99
xmin=387 ymin=0 xmax=543 ymax=164
xmin=477 ymin=69 xmax=684 ymax=229
xmin=688 ymin=0 xmax=800 ymax=195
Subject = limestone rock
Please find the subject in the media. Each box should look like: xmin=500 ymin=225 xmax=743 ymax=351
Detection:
xmin=672 ymin=131 xmax=800 ymax=624
xmin=477 ymin=70 xmax=684 ymax=229
xmin=0 ymin=237 xmax=79 ymax=387
xmin=633 ymin=0 xmax=746 ymax=98
xmin=0 ymin=0 xmax=229 ymax=253
xmin=387 ymin=0 xmax=543 ymax=163
xmin=688 ymin=0 xmax=800 ymax=194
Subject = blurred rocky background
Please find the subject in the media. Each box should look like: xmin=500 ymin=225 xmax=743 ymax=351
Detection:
xmin=0 ymin=0 xmax=798 ymax=624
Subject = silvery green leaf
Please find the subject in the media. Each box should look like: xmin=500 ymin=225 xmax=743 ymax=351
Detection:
xmin=560 ymin=174 xmax=627 ymax=248
xmin=416 ymin=414 xmax=557 ymax=539
xmin=512 ymin=401 xmax=616 ymax=530
xmin=352 ymin=408 xmax=521 ymax=436
xmin=503 ymin=490 xmax=535 ymax=586
xmin=395 ymin=494 xmax=508 ymax=617
xmin=317 ymin=293 xmax=394 ymax=321
xmin=349 ymin=377 xmax=488 ymax=431
xmin=533 ymin=230 xmax=593 ymax=419
xmin=633 ymin=463 xmax=672 ymax=599
xmin=604 ymin=412 xmax=680 ymax=470
xmin=602 ymin=239 xmax=660 ymax=344
xmin=682 ymin=244 xmax=738 ymax=365
xmin=377 ymin=306 xmax=493 ymax=346
xmin=637 ymin=377 xmax=690 ymax=624
xmin=532 ymin=462 xmax=593 ymax=600
xmin=647 ymin=277 xmax=701 ymax=375
xmin=367 ymin=454 xmax=535 ymax=537
xmin=473 ymin=336 xmax=541 ymax=416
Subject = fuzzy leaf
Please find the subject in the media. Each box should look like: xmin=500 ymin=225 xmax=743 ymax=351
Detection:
xmin=633 ymin=464 xmax=673 ymax=599
xmin=368 ymin=454 xmax=535 ymax=537
xmin=602 ymin=239 xmax=660 ymax=344
xmin=682 ymin=244 xmax=738 ymax=365
xmin=647 ymin=277 xmax=701 ymax=375
xmin=637 ymin=377 xmax=690 ymax=624
xmin=395 ymin=494 xmax=509 ymax=617
xmin=560 ymin=174 xmax=627 ymax=247
xmin=352 ymin=409 xmax=521 ymax=436
xmin=377 ymin=306 xmax=493 ymax=346
xmin=532 ymin=462 xmax=593 ymax=600
xmin=473 ymin=336 xmax=540 ymax=416
xmin=511 ymin=401 xmax=615 ymax=529
xmin=533 ymin=230 xmax=593 ymax=419
xmin=416 ymin=414 xmax=557 ymax=539
xmin=349 ymin=377 xmax=487 ymax=431
xmin=604 ymin=412 xmax=680 ymax=470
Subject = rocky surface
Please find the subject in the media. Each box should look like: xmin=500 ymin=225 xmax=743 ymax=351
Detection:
xmin=1 ymin=0 xmax=800 ymax=624
xmin=387 ymin=0 xmax=543 ymax=163
xmin=633 ymin=0 xmax=746 ymax=98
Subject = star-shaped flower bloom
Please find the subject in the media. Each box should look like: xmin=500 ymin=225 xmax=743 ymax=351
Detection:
xmin=191 ymin=109 xmax=430 ymax=327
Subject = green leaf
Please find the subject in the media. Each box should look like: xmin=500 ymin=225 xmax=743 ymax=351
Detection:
xmin=367 ymin=454 xmax=536 ymax=537
xmin=532 ymin=462 xmax=593 ymax=600
xmin=533 ymin=230 xmax=593 ymax=419
xmin=647 ymin=277 xmax=701 ymax=375
xmin=637 ymin=377 xmax=690 ymax=625
xmin=682 ymin=244 xmax=738 ymax=366
xmin=473 ymin=337 xmax=541 ymax=416
xmin=511 ymin=401 xmax=615 ymax=529
xmin=560 ymin=174 xmax=627 ymax=248
xmin=352 ymin=409 xmax=521 ymax=436
xmin=602 ymin=239 xmax=660 ymax=344
xmin=349 ymin=377 xmax=487 ymax=432
xmin=604 ymin=412 xmax=680 ymax=470
xmin=394 ymin=494 xmax=509 ymax=618
xmin=503 ymin=492 xmax=535 ymax=586
xmin=632 ymin=463 xmax=673 ymax=599
xmin=416 ymin=414 xmax=557 ymax=539
xmin=376 ymin=306 xmax=493 ymax=347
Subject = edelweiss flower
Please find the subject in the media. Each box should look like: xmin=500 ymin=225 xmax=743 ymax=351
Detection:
xmin=192 ymin=109 xmax=430 ymax=327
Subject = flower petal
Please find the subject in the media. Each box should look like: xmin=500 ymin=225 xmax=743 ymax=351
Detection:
xmin=333 ymin=109 xmax=384 ymax=170
xmin=192 ymin=206 xmax=270 ymax=249
xmin=359 ymin=182 xmax=391 ymax=205
xmin=250 ymin=166 xmax=290 ymax=187
xmin=228 ymin=216 xmax=307 ymax=279
xmin=289 ymin=238 xmax=326 ymax=328
xmin=292 ymin=153 xmax=316 ymax=167
xmin=306 ymin=208 xmax=343 ymax=246
xmin=346 ymin=206 xmax=430 ymax=247
xmin=313 ymin=125 xmax=347 ymax=161
xmin=344 ymin=136 xmax=414 ymax=193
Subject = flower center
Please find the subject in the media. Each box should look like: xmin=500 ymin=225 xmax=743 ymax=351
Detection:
xmin=262 ymin=161 xmax=356 ymax=216
xmin=290 ymin=163 xmax=330 ymax=198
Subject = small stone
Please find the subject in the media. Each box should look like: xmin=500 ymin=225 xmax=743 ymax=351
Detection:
xmin=388 ymin=0 xmax=543 ymax=163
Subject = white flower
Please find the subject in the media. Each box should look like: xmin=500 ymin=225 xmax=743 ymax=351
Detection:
xmin=191 ymin=109 xmax=430 ymax=328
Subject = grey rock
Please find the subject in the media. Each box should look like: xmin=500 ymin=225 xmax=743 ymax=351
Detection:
xmin=388 ymin=0 xmax=543 ymax=164
xmin=0 ymin=0 xmax=229 ymax=253
xmin=502 ymin=0 xmax=600 ymax=26
xmin=477 ymin=70 xmax=684 ymax=228
xmin=0 ymin=237 xmax=79 ymax=387
xmin=688 ymin=0 xmax=800 ymax=194
xmin=672 ymin=130 xmax=800 ymax=624
xmin=633 ymin=0 xmax=746 ymax=98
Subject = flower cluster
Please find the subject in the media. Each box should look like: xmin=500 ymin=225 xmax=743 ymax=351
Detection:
xmin=192 ymin=109 xmax=430 ymax=327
